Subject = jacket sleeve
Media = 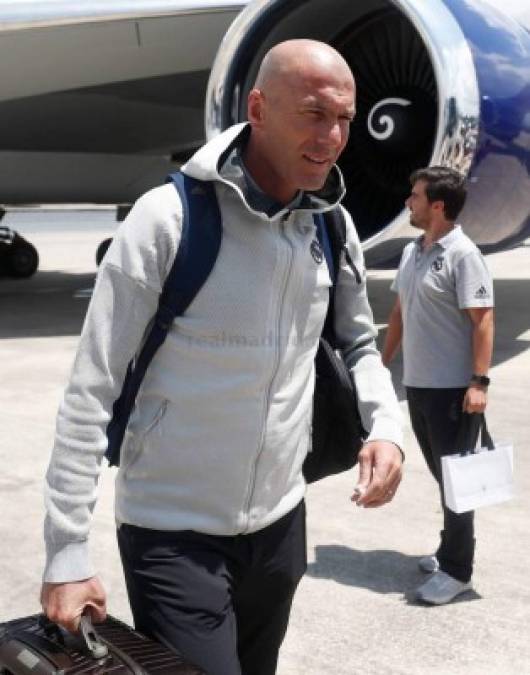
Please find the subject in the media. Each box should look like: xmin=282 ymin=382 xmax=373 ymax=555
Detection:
xmin=43 ymin=186 xmax=180 ymax=583
xmin=333 ymin=206 xmax=403 ymax=449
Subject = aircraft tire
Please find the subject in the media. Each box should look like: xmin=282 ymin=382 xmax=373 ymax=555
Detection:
xmin=8 ymin=236 xmax=39 ymax=278
xmin=96 ymin=238 xmax=113 ymax=266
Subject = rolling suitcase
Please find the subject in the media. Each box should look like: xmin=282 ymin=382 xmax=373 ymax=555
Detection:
xmin=0 ymin=613 xmax=205 ymax=674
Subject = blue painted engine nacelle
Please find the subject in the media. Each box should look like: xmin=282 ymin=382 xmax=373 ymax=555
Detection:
xmin=206 ymin=0 xmax=530 ymax=263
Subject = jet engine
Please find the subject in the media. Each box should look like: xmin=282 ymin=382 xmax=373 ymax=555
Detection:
xmin=206 ymin=0 xmax=530 ymax=263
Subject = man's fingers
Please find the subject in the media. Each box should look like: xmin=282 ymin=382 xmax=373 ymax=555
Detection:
xmin=356 ymin=450 xmax=373 ymax=488
xmin=43 ymin=603 xmax=82 ymax=633
xmin=85 ymin=600 xmax=107 ymax=625
xmin=59 ymin=613 xmax=82 ymax=634
xmin=463 ymin=389 xmax=487 ymax=414
xmin=351 ymin=441 xmax=403 ymax=507
xmin=363 ymin=458 xmax=399 ymax=498
xmin=40 ymin=577 xmax=107 ymax=634
xmin=362 ymin=477 xmax=401 ymax=507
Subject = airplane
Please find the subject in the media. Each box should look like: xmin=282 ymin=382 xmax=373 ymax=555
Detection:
xmin=0 ymin=0 xmax=529 ymax=275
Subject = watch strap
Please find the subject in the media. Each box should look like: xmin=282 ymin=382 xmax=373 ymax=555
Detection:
xmin=470 ymin=374 xmax=490 ymax=387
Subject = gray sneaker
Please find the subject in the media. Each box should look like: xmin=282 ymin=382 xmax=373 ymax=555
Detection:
xmin=418 ymin=555 xmax=439 ymax=574
xmin=416 ymin=570 xmax=472 ymax=605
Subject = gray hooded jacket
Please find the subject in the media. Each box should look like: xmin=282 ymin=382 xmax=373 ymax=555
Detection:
xmin=43 ymin=123 xmax=403 ymax=583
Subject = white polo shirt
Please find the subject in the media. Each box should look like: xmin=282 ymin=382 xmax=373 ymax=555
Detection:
xmin=391 ymin=226 xmax=494 ymax=388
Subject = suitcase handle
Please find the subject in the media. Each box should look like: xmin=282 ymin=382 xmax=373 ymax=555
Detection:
xmin=79 ymin=614 xmax=109 ymax=659
xmin=38 ymin=613 xmax=109 ymax=660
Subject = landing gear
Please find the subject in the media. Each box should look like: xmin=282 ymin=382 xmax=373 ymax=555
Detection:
xmin=0 ymin=213 xmax=39 ymax=279
xmin=7 ymin=233 xmax=39 ymax=278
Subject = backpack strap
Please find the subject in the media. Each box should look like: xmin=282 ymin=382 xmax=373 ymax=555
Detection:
xmin=105 ymin=174 xmax=222 ymax=466
xmin=315 ymin=207 xmax=363 ymax=347
xmin=160 ymin=173 xmax=222 ymax=323
xmin=316 ymin=208 xmax=362 ymax=285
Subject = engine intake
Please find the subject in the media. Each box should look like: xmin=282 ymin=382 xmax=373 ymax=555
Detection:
xmin=206 ymin=0 xmax=480 ymax=262
xmin=334 ymin=7 xmax=437 ymax=240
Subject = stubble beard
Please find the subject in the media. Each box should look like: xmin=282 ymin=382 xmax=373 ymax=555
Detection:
xmin=409 ymin=215 xmax=427 ymax=231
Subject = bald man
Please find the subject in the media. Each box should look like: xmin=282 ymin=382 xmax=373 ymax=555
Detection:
xmin=41 ymin=40 xmax=403 ymax=675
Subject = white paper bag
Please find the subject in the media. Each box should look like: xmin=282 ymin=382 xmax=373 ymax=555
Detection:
xmin=441 ymin=442 xmax=514 ymax=514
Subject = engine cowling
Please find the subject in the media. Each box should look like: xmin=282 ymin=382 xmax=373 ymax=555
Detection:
xmin=206 ymin=0 xmax=530 ymax=264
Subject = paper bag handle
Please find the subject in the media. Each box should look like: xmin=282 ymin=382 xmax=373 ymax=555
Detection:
xmin=455 ymin=413 xmax=494 ymax=455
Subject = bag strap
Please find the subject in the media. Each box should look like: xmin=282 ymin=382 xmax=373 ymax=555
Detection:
xmin=315 ymin=207 xmax=363 ymax=347
xmin=455 ymin=413 xmax=495 ymax=455
xmin=105 ymin=174 xmax=222 ymax=466
xmin=161 ymin=173 xmax=222 ymax=321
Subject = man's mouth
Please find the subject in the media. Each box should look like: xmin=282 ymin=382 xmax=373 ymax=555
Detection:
xmin=303 ymin=154 xmax=330 ymax=165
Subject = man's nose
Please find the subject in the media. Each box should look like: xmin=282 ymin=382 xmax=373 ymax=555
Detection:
xmin=318 ymin=120 xmax=344 ymax=148
xmin=329 ymin=121 xmax=346 ymax=147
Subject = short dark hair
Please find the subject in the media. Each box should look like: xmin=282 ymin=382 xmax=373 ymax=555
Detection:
xmin=410 ymin=166 xmax=467 ymax=221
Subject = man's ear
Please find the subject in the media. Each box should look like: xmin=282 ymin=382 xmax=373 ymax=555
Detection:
xmin=432 ymin=199 xmax=445 ymax=215
xmin=247 ymin=88 xmax=265 ymax=127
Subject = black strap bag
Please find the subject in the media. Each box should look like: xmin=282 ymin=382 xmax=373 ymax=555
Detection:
xmin=303 ymin=208 xmax=367 ymax=482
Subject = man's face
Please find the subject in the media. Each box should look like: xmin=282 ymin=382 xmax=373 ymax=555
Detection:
xmin=249 ymin=66 xmax=355 ymax=203
xmin=406 ymin=180 xmax=434 ymax=230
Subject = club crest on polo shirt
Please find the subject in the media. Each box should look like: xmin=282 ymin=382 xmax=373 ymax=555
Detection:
xmin=310 ymin=239 xmax=324 ymax=264
xmin=431 ymin=255 xmax=444 ymax=272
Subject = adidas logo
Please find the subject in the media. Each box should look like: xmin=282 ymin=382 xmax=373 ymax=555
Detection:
xmin=474 ymin=285 xmax=489 ymax=299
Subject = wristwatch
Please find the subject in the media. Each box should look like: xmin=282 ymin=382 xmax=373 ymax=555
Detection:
xmin=470 ymin=374 xmax=490 ymax=387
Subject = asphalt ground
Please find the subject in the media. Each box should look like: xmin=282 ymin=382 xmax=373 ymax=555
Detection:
xmin=0 ymin=210 xmax=529 ymax=674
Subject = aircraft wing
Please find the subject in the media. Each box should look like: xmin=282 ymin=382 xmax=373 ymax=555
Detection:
xmin=0 ymin=1 xmax=247 ymax=205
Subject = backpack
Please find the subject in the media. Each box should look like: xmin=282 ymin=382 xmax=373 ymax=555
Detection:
xmin=105 ymin=172 xmax=366 ymax=482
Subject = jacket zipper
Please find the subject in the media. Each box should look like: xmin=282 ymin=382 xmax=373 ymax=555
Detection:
xmin=242 ymin=212 xmax=294 ymax=529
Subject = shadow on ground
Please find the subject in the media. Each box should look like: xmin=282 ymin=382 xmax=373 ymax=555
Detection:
xmin=307 ymin=544 xmax=421 ymax=593
xmin=0 ymin=270 xmax=94 ymax=338
xmin=307 ymin=544 xmax=482 ymax=605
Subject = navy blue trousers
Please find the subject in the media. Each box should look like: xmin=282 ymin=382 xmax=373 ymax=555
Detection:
xmin=117 ymin=501 xmax=306 ymax=675
xmin=406 ymin=387 xmax=475 ymax=582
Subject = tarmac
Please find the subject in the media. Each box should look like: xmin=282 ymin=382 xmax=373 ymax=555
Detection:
xmin=0 ymin=209 xmax=529 ymax=675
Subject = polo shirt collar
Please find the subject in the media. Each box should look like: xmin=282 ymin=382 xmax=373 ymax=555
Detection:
xmin=436 ymin=225 xmax=462 ymax=249
xmin=415 ymin=225 xmax=462 ymax=252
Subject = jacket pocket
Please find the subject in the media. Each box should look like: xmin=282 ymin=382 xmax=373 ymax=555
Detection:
xmin=122 ymin=399 xmax=168 ymax=477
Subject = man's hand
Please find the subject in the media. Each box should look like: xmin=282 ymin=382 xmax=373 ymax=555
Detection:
xmin=463 ymin=384 xmax=487 ymax=414
xmin=351 ymin=441 xmax=403 ymax=508
xmin=40 ymin=576 xmax=107 ymax=633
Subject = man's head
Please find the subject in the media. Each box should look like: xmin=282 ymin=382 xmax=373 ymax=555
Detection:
xmin=244 ymin=39 xmax=356 ymax=204
xmin=406 ymin=166 xmax=467 ymax=229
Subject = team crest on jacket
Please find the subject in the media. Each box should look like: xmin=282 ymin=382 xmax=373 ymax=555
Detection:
xmin=310 ymin=239 xmax=324 ymax=264
xmin=431 ymin=255 xmax=444 ymax=272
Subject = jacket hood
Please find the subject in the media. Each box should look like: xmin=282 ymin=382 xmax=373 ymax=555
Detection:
xmin=181 ymin=123 xmax=346 ymax=214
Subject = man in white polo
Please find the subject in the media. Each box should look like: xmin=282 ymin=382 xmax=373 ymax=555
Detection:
xmin=383 ymin=166 xmax=494 ymax=605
